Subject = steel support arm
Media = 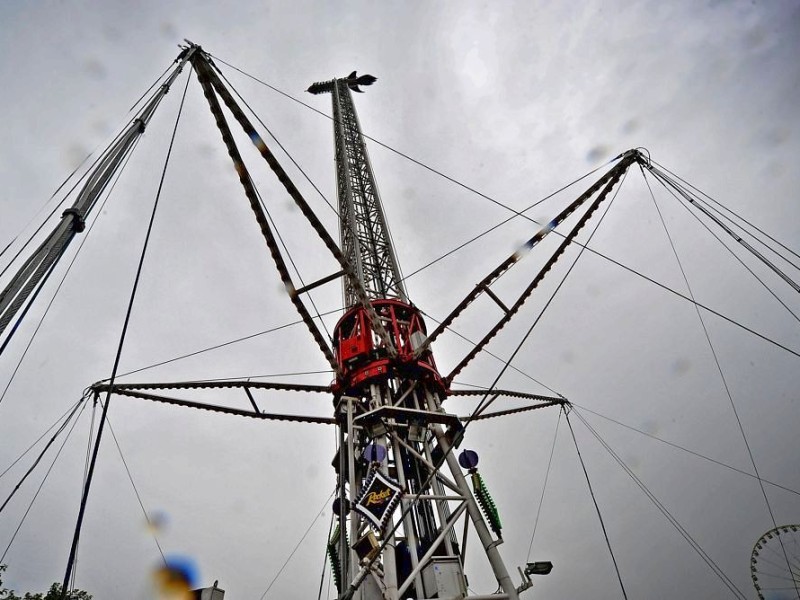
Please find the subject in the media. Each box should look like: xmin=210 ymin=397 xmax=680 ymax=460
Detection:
xmin=190 ymin=57 xmax=341 ymax=374
xmin=0 ymin=46 xmax=198 ymax=346
xmin=415 ymin=151 xmax=640 ymax=359
xmin=98 ymin=387 xmax=337 ymax=425
xmin=446 ymin=156 xmax=635 ymax=383
xmin=448 ymin=388 xmax=565 ymax=402
xmin=193 ymin=57 xmax=398 ymax=358
xmin=91 ymin=379 xmax=331 ymax=394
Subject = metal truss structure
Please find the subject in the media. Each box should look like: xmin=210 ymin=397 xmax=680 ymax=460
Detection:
xmin=309 ymin=73 xmax=406 ymax=307
xmin=0 ymin=48 xmax=197 ymax=344
xmin=2 ymin=43 xmax=649 ymax=599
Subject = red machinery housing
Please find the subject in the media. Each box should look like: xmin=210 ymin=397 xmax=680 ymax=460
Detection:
xmin=333 ymin=299 xmax=445 ymax=394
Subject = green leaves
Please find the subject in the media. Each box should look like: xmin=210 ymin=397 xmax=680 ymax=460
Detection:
xmin=0 ymin=566 xmax=91 ymax=600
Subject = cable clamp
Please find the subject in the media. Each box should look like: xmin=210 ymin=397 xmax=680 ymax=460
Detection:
xmin=62 ymin=208 xmax=85 ymax=232
xmin=634 ymin=146 xmax=652 ymax=169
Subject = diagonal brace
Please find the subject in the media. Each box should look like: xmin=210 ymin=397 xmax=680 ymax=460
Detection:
xmin=195 ymin=56 xmax=398 ymax=358
xmin=191 ymin=57 xmax=340 ymax=374
xmin=446 ymin=158 xmax=635 ymax=383
xmin=415 ymin=151 xmax=639 ymax=360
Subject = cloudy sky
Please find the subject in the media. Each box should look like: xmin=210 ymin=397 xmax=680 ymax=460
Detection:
xmin=1 ymin=1 xmax=799 ymax=599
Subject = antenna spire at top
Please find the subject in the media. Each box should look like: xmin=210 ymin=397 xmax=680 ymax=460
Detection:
xmin=307 ymin=71 xmax=377 ymax=95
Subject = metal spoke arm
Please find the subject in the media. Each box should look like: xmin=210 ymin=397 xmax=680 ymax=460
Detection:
xmin=0 ymin=45 xmax=198 ymax=344
xmin=447 ymin=388 xmax=567 ymax=420
xmin=462 ymin=400 xmax=564 ymax=422
xmin=448 ymin=388 xmax=565 ymax=403
xmin=193 ymin=56 xmax=398 ymax=358
xmin=445 ymin=158 xmax=635 ymax=383
xmin=91 ymin=384 xmax=337 ymax=425
xmin=415 ymin=150 xmax=641 ymax=360
xmin=91 ymin=379 xmax=331 ymax=394
xmin=190 ymin=55 xmax=341 ymax=374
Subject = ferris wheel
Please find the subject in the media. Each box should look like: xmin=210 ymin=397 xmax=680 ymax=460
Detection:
xmin=751 ymin=524 xmax=800 ymax=600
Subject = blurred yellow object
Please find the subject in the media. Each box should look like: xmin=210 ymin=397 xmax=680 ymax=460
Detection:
xmin=152 ymin=565 xmax=193 ymax=600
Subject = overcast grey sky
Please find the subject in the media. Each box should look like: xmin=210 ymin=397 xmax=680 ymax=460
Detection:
xmin=1 ymin=1 xmax=799 ymax=599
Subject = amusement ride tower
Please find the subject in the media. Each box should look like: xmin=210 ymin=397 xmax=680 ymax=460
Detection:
xmin=1 ymin=40 xmax=790 ymax=600
xmin=308 ymin=73 xmax=522 ymax=600
xmin=2 ymin=43 xmax=647 ymax=599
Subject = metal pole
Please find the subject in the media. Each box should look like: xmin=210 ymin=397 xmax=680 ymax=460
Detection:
xmin=59 ymin=393 xmax=109 ymax=599
xmin=331 ymin=82 xmax=365 ymax=306
xmin=59 ymin=46 xmax=198 ymax=599
xmin=372 ymin=384 xmax=398 ymax=600
xmin=339 ymin=83 xmax=406 ymax=302
xmin=0 ymin=46 xmax=197 ymax=344
xmin=338 ymin=406 xmax=348 ymax=597
xmin=390 ymin=430 xmax=424 ymax=595
xmin=426 ymin=391 xmax=519 ymax=600
xmin=346 ymin=397 xmax=359 ymax=587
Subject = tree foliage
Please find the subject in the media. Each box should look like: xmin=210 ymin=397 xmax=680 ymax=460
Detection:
xmin=0 ymin=566 xmax=91 ymax=600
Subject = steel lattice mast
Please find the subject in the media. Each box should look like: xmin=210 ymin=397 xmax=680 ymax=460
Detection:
xmin=309 ymin=73 xmax=406 ymax=306
xmin=309 ymin=72 xmax=521 ymax=600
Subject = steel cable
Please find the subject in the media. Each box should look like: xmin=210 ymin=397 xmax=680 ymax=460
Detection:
xmin=573 ymin=403 xmax=800 ymax=497
xmin=0 ymin=60 xmax=176 ymax=280
xmin=643 ymin=167 xmax=797 ymax=598
xmin=206 ymin=58 xmax=800 ymax=363
xmin=0 ymin=395 xmax=87 ymax=515
xmin=645 ymin=168 xmax=800 ymax=323
xmin=565 ymin=410 xmax=628 ymax=599
xmin=647 ymin=165 xmax=800 ymax=294
xmin=526 ymin=409 xmax=561 ymax=561
xmin=258 ymin=487 xmax=335 ymax=599
xmin=110 ymin=308 xmax=340 ymax=381
xmin=213 ymin=66 xmax=339 ymax=217
xmin=0 ymin=136 xmax=142 ymax=405
xmin=571 ymin=408 xmax=748 ymax=599
xmin=650 ymin=159 xmax=800 ymax=269
xmin=60 ymin=68 xmax=193 ymax=597
xmin=469 ymin=170 xmax=628 ymax=421
xmin=104 ymin=409 xmax=166 ymax=563
xmin=71 ymin=397 xmax=98 ymax=591
xmin=422 ymin=311 xmax=565 ymax=398
xmin=0 ymin=397 xmax=84 ymax=482
xmin=1 ymin=397 xmax=90 ymax=563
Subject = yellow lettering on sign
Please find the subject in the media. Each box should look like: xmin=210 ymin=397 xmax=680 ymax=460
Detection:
xmin=365 ymin=488 xmax=392 ymax=506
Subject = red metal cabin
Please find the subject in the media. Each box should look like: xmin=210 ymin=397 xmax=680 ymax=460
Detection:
xmin=333 ymin=299 xmax=445 ymax=394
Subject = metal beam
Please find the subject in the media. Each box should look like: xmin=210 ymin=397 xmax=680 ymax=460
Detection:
xmin=190 ymin=55 xmax=341 ymax=374
xmin=416 ymin=150 xmax=640 ymax=359
xmin=0 ymin=45 xmax=198 ymax=347
xmin=104 ymin=388 xmax=336 ymax=425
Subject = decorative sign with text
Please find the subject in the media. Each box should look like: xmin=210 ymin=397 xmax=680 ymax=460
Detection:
xmin=354 ymin=470 xmax=402 ymax=530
